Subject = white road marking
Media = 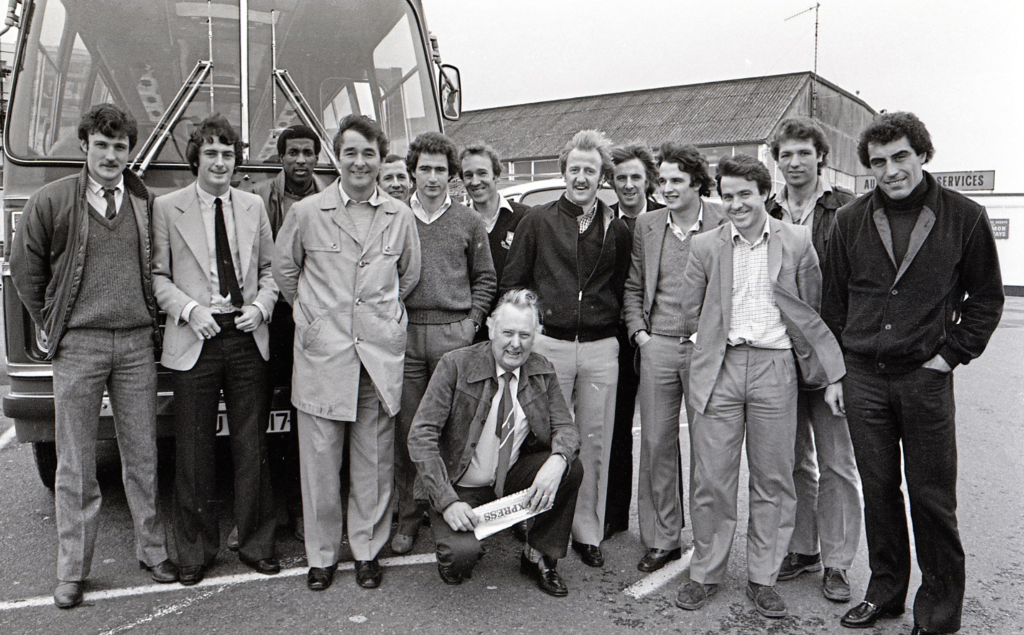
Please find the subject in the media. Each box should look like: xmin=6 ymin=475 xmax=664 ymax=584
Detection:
xmin=0 ymin=426 xmax=17 ymax=451
xmin=622 ymin=547 xmax=694 ymax=599
xmin=97 ymin=589 xmax=217 ymax=635
xmin=0 ymin=553 xmax=438 ymax=613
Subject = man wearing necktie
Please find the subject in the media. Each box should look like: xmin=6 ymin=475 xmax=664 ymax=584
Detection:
xmin=408 ymin=289 xmax=582 ymax=596
xmin=11 ymin=103 xmax=176 ymax=609
xmin=152 ymin=116 xmax=280 ymax=586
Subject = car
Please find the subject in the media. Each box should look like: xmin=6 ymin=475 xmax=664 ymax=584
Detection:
xmin=499 ymin=178 xmax=619 ymax=208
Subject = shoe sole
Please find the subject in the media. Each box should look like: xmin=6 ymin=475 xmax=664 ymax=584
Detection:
xmin=638 ymin=550 xmax=682 ymax=573
xmin=824 ymin=587 xmax=852 ymax=603
xmin=776 ymin=561 xmax=822 ymax=581
xmin=746 ymin=587 xmax=787 ymax=618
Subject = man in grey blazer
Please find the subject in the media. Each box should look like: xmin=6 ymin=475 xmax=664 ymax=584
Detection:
xmin=673 ymin=155 xmax=845 ymax=619
xmin=152 ymin=115 xmax=280 ymax=586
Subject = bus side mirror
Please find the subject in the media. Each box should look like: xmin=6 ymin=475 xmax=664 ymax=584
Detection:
xmin=439 ymin=64 xmax=461 ymax=121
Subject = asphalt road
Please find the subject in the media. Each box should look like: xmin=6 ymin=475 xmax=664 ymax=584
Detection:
xmin=0 ymin=299 xmax=1022 ymax=634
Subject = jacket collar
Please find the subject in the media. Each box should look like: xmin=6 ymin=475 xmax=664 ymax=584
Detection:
xmin=463 ymin=341 xmax=554 ymax=385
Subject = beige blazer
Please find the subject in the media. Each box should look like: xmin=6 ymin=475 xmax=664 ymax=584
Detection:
xmin=152 ymin=184 xmax=278 ymax=371
xmin=681 ymin=216 xmax=845 ymax=415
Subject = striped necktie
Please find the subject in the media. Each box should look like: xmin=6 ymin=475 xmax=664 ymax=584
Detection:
xmin=494 ymin=371 xmax=516 ymax=496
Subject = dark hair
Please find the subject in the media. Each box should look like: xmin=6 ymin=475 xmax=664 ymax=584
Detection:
xmin=332 ymin=114 xmax=389 ymax=159
xmin=407 ymin=131 xmax=459 ymax=176
xmin=276 ymin=124 xmax=321 ymax=159
xmin=716 ymin=155 xmax=772 ymax=196
xmin=458 ymin=142 xmax=503 ymax=179
xmin=610 ymin=143 xmax=658 ymax=197
xmin=78 ymin=103 xmax=139 ymax=150
xmin=655 ymin=142 xmax=713 ymax=198
xmin=558 ymin=129 xmax=613 ymax=182
xmin=770 ymin=117 xmax=830 ymax=172
xmin=382 ymin=153 xmax=407 ymax=167
xmin=186 ymin=115 xmax=244 ymax=176
xmin=857 ymin=111 xmax=934 ymax=168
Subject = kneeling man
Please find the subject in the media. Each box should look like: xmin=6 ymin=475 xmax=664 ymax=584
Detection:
xmin=408 ymin=289 xmax=583 ymax=596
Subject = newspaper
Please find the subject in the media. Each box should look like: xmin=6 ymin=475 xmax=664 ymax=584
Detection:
xmin=472 ymin=489 xmax=552 ymax=540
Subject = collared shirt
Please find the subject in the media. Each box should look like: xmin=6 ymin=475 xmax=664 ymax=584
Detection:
xmin=667 ymin=202 xmax=704 ymax=242
xmin=727 ymin=218 xmax=791 ymax=349
xmin=459 ymin=365 xmax=530 ymax=489
xmin=576 ymin=198 xmax=599 ymax=234
xmin=474 ymin=194 xmax=514 ymax=234
xmin=85 ymin=174 xmax=124 ymax=217
xmin=337 ymin=181 xmax=386 ymax=207
xmin=338 ymin=182 xmax=387 ymax=244
xmin=777 ymin=179 xmax=832 ymax=231
xmin=410 ymin=191 xmax=453 ymax=225
xmin=616 ymin=198 xmax=648 ymax=221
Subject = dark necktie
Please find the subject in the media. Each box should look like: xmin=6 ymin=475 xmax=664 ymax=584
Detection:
xmin=103 ymin=188 xmax=117 ymax=220
xmin=494 ymin=371 xmax=516 ymax=497
xmin=214 ymin=197 xmax=244 ymax=308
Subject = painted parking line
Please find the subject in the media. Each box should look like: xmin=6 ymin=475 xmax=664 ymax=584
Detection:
xmin=0 ymin=425 xmax=17 ymax=451
xmin=0 ymin=553 xmax=438 ymax=613
xmin=623 ymin=547 xmax=693 ymax=599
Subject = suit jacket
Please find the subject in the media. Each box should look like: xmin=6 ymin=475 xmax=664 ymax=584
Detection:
xmin=681 ymin=216 xmax=845 ymax=414
xmin=407 ymin=341 xmax=580 ymax=513
xmin=152 ymin=184 xmax=278 ymax=371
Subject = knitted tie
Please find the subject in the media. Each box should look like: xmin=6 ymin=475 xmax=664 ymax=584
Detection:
xmin=214 ymin=197 xmax=244 ymax=308
xmin=494 ymin=371 xmax=516 ymax=497
xmin=103 ymin=187 xmax=118 ymax=220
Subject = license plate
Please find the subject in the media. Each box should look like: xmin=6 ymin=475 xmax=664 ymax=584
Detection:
xmin=216 ymin=409 xmax=291 ymax=435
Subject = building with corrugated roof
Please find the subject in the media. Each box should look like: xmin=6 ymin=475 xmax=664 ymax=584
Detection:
xmin=447 ymin=71 xmax=876 ymax=194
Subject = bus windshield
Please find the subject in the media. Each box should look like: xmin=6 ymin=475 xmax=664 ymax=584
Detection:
xmin=5 ymin=0 xmax=439 ymax=167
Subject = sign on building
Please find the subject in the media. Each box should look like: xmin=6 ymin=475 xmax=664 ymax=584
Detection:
xmin=991 ymin=219 xmax=1009 ymax=240
xmin=856 ymin=171 xmax=996 ymax=194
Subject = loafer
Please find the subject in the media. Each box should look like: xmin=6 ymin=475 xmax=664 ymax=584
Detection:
xmin=777 ymin=551 xmax=821 ymax=581
xmin=307 ymin=564 xmax=337 ymax=591
xmin=638 ymin=547 xmax=682 ymax=572
xmin=226 ymin=525 xmax=240 ymax=551
xmin=355 ymin=559 xmax=382 ymax=588
xmin=239 ymin=555 xmax=281 ymax=575
xmin=140 ymin=559 xmax=179 ymax=583
xmin=390 ymin=533 xmax=415 ymax=555
xmin=747 ymin=581 xmax=787 ymax=618
xmin=520 ymin=553 xmax=568 ymax=597
xmin=437 ymin=563 xmax=465 ymax=585
xmin=571 ymin=540 xmax=604 ymax=568
xmin=179 ymin=565 xmax=206 ymax=586
xmin=53 ymin=581 xmax=84 ymax=609
xmin=675 ymin=580 xmax=717 ymax=610
xmin=823 ymin=567 xmax=852 ymax=603
xmin=840 ymin=600 xmax=905 ymax=628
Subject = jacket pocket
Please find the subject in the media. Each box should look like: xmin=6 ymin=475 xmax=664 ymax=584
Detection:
xmin=294 ymin=300 xmax=325 ymax=352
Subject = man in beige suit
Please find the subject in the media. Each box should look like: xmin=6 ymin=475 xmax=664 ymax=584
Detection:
xmin=673 ymin=155 xmax=845 ymax=618
xmin=152 ymin=115 xmax=280 ymax=586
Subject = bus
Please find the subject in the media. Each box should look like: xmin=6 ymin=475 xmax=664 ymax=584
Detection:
xmin=0 ymin=0 xmax=461 ymax=487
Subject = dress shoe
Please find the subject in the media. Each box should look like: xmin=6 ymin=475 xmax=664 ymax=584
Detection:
xmin=637 ymin=547 xmax=682 ymax=573
xmin=226 ymin=525 xmax=240 ymax=551
xmin=179 ymin=565 xmax=207 ymax=586
xmin=519 ymin=553 xmax=568 ymax=597
xmin=571 ymin=540 xmax=604 ymax=568
xmin=391 ymin=533 xmax=415 ymax=555
xmin=53 ymin=581 xmax=84 ymax=609
xmin=240 ymin=555 xmax=281 ymax=575
xmin=823 ymin=567 xmax=852 ymax=602
xmin=437 ymin=563 xmax=465 ymax=585
xmin=777 ymin=551 xmax=822 ymax=581
xmin=675 ymin=580 xmax=717 ymax=610
xmin=840 ymin=601 xmax=905 ymax=628
xmin=355 ymin=559 xmax=382 ymax=588
xmin=307 ymin=564 xmax=337 ymax=591
xmin=747 ymin=581 xmax=787 ymax=618
xmin=911 ymin=626 xmax=941 ymax=635
xmin=140 ymin=559 xmax=179 ymax=583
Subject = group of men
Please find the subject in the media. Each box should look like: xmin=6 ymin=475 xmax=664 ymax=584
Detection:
xmin=10 ymin=102 xmax=1003 ymax=635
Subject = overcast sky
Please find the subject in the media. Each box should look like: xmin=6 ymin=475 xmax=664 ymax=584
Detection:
xmin=423 ymin=0 xmax=1024 ymax=192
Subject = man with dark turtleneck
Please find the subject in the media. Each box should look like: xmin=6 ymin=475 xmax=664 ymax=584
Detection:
xmin=822 ymin=112 xmax=1003 ymax=635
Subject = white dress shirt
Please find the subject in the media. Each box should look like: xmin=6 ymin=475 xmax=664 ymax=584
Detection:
xmin=459 ymin=366 xmax=530 ymax=489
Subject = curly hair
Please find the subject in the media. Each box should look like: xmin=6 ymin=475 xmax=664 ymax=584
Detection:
xmin=716 ymin=155 xmax=772 ymax=196
xmin=611 ymin=143 xmax=659 ymax=197
xmin=186 ymin=115 xmax=244 ymax=176
xmin=558 ymin=129 xmax=614 ymax=183
xmin=407 ymin=131 xmax=459 ymax=177
xmin=276 ymin=124 xmax=321 ymax=159
xmin=770 ymin=117 xmax=830 ymax=172
xmin=78 ymin=103 xmax=139 ymax=150
xmin=656 ymin=142 xmax=713 ymax=198
xmin=857 ymin=111 xmax=934 ymax=168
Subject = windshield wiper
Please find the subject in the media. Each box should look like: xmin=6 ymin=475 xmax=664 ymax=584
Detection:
xmin=274 ymin=68 xmax=343 ymax=176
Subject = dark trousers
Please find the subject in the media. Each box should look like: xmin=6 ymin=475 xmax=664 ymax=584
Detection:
xmin=430 ymin=452 xmax=584 ymax=576
xmin=843 ymin=360 xmax=964 ymax=634
xmin=172 ymin=315 xmax=276 ymax=566
xmin=266 ymin=303 xmax=301 ymax=523
xmin=605 ymin=325 xmax=639 ymax=535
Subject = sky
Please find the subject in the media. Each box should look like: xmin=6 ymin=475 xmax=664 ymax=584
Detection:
xmin=422 ymin=0 xmax=1024 ymax=192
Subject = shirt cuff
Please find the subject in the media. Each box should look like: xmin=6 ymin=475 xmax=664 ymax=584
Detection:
xmin=252 ymin=301 xmax=271 ymax=323
xmin=181 ymin=301 xmax=198 ymax=324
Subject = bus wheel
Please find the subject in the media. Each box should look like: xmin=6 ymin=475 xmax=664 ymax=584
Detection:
xmin=33 ymin=441 xmax=57 ymax=491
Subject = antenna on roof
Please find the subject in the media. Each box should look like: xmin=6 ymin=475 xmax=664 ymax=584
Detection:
xmin=785 ymin=3 xmax=820 ymax=118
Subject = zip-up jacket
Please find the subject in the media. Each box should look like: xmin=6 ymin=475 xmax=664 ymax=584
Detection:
xmin=501 ymin=195 xmax=631 ymax=342
xmin=767 ymin=185 xmax=854 ymax=264
xmin=10 ymin=166 xmax=161 ymax=359
xmin=821 ymin=172 xmax=1003 ymax=373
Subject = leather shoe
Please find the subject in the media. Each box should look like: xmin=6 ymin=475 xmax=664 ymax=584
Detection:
xmin=911 ymin=626 xmax=940 ymax=635
xmin=823 ymin=567 xmax=852 ymax=602
xmin=391 ymin=533 xmax=415 ymax=555
xmin=437 ymin=563 xmax=465 ymax=585
xmin=140 ymin=559 xmax=179 ymax=583
xmin=520 ymin=553 xmax=568 ymax=597
xmin=638 ymin=547 xmax=682 ymax=572
xmin=179 ymin=565 xmax=207 ymax=586
xmin=840 ymin=601 xmax=905 ymax=628
xmin=777 ymin=551 xmax=822 ymax=581
xmin=747 ymin=581 xmax=787 ymax=618
xmin=53 ymin=581 xmax=84 ymax=609
xmin=307 ymin=564 xmax=337 ymax=591
xmin=675 ymin=580 xmax=717 ymax=610
xmin=571 ymin=540 xmax=604 ymax=568
xmin=355 ymin=559 xmax=382 ymax=588
xmin=239 ymin=555 xmax=281 ymax=575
